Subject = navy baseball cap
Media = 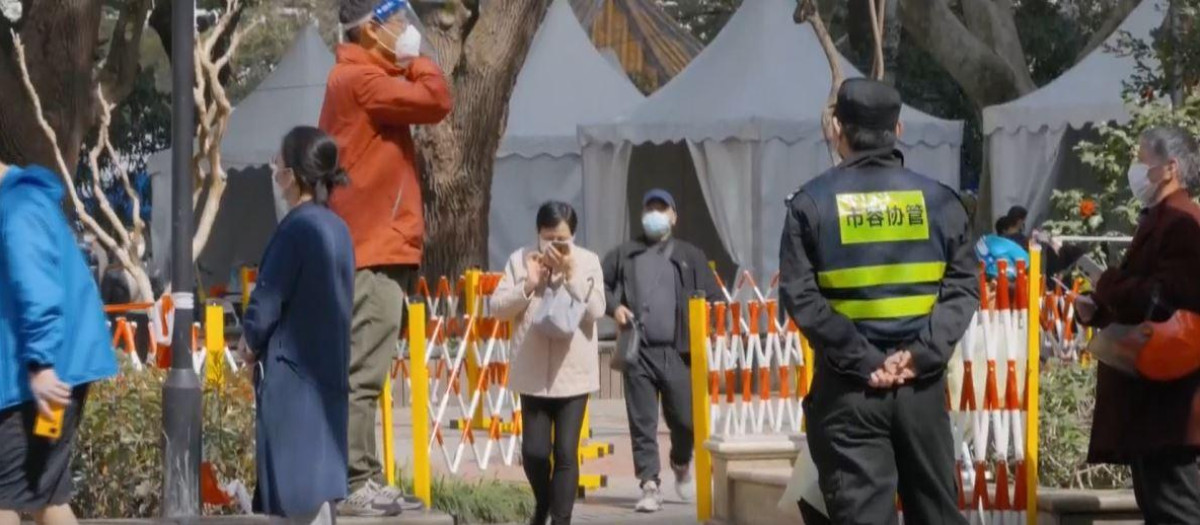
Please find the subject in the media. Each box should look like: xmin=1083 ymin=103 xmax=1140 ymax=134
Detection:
xmin=834 ymin=78 xmax=902 ymax=130
xmin=643 ymin=189 xmax=676 ymax=209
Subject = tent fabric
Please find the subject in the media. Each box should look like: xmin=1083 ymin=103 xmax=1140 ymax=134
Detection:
xmin=221 ymin=25 xmax=336 ymax=168
xmin=578 ymin=0 xmax=963 ymax=277
xmin=496 ymin=0 xmax=644 ymax=159
xmin=149 ymin=25 xmax=334 ymax=286
xmin=488 ymin=155 xmax=584 ymax=270
xmin=983 ymin=0 xmax=1164 ymax=226
xmin=488 ymin=0 xmax=644 ymax=270
xmin=577 ymin=0 xmax=962 ymax=148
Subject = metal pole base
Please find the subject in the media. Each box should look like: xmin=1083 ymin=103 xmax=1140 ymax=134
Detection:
xmin=162 ymin=368 xmax=203 ymax=518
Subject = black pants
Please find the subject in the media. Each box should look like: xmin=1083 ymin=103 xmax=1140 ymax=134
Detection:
xmin=521 ymin=394 xmax=588 ymax=525
xmin=798 ymin=499 xmax=831 ymax=525
xmin=804 ymin=370 xmax=965 ymax=525
xmin=623 ymin=344 xmax=693 ymax=484
xmin=1130 ymin=450 xmax=1200 ymax=524
xmin=0 ymin=386 xmax=89 ymax=512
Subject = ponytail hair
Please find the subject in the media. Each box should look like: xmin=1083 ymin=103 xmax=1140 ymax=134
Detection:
xmin=280 ymin=126 xmax=350 ymax=205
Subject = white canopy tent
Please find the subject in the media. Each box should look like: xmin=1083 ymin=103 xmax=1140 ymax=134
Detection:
xmin=982 ymin=0 xmax=1164 ymax=227
xmin=578 ymin=0 xmax=963 ymax=280
xmin=149 ymin=25 xmax=335 ymax=287
xmin=487 ymin=0 xmax=644 ymax=270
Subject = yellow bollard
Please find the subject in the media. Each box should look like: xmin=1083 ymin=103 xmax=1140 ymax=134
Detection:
xmin=204 ymin=303 xmax=225 ymax=388
xmin=464 ymin=270 xmax=485 ymax=428
xmin=409 ymin=302 xmax=432 ymax=507
xmin=382 ymin=373 xmax=395 ymax=487
xmin=688 ymin=295 xmax=712 ymax=522
xmin=1026 ymin=244 xmax=1042 ymax=524
xmin=801 ymin=336 xmax=814 ymax=432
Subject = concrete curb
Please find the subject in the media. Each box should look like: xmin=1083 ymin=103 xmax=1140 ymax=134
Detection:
xmin=69 ymin=511 xmax=453 ymax=525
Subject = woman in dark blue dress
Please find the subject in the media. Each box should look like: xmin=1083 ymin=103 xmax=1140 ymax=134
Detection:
xmin=239 ymin=126 xmax=356 ymax=525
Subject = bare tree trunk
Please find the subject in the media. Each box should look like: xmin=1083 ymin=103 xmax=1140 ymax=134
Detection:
xmin=0 ymin=1 xmax=102 ymax=170
xmin=960 ymin=0 xmax=1036 ymax=93
xmin=898 ymin=0 xmax=1033 ymax=108
xmin=415 ymin=0 xmax=553 ymax=280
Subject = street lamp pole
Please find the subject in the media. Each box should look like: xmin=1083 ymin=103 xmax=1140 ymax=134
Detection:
xmin=162 ymin=0 xmax=202 ymax=518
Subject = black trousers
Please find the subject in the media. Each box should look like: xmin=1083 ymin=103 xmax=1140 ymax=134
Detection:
xmin=804 ymin=370 xmax=965 ymax=525
xmin=623 ymin=344 xmax=693 ymax=484
xmin=798 ymin=499 xmax=831 ymax=525
xmin=520 ymin=394 xmax=588 ymax=525
xmin=1130 ymin=449 xmax=1200 ymax=524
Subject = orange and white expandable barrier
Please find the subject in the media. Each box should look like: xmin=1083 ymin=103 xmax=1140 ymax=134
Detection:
xmin=401 ymin=272 xmax=521 ymax=475
xmin=1041 ymin=277 xmax=1090 ymax=362
xmin=705 ymin=270 xmax=806 ymax=438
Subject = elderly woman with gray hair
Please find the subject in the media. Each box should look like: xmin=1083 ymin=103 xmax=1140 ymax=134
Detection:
xmin=1075 ymin=126 xmax=1200 ymax=523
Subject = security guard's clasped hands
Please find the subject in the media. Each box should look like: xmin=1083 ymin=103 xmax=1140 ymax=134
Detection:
xmin=867 ymin=350 xmax=917 ymax=389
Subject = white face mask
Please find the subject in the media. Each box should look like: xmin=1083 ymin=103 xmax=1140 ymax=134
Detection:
xmin=396 ymin=24 xmax=422 ymax=59
xmin=375 ymin=21 xmax=421 ymax=62
xmin=1127 ymin=163 xmax=1160 ymax=207
xmin=271 ymin=168 xmax=293 ymax=221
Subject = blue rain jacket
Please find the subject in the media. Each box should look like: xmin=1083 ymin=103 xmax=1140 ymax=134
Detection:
xmin=0 ymin=165 xmax=117 ymax=410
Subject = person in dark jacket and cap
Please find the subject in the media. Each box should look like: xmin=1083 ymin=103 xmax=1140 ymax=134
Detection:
xmin=778 ymin=78 xmax=978 ymax=524
xmin=602 ymin=189 xmax=723 ymax=513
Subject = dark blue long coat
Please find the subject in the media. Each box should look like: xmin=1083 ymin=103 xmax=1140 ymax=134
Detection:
xmin=243 ymin=202 xmax=355 ymax=517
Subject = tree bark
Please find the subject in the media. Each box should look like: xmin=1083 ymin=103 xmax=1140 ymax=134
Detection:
xmin=898 ymin=0 xmax=1032 ymax=108
xmin=0 ymin=0 xmax=102 ymax=170
xmin=960 ymin=0 xmax=1035 ymax=93
xmin=1076 ymin=0 xmax=1141 ymax=63
xmin=415 ymin=0 xmax=552 ymax=280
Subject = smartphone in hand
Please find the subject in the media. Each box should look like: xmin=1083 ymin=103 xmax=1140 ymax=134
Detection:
xmin=1076 ymin=255 xmax=1105 ymax=284
xmin=34 ymin=405 xmax=64 ymax=440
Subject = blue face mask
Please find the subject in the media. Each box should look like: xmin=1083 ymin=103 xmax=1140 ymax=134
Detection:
xmin=642 ymin=211 xmax=672 ymax=240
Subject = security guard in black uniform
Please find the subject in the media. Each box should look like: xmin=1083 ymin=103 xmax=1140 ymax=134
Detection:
xmin=779 ymin=79 xmax=979 ymax=524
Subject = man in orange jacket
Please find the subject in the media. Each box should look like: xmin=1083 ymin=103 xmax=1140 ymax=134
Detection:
xmin=320 ymin=0 xmax=452 ymax=516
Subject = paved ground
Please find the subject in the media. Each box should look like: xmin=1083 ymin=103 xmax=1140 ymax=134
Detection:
xmin=389 ymin=398 xmax=700 ymax=525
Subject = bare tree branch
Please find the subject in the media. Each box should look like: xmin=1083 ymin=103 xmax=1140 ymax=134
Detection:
xmin=796 ymin=0 xmax=844 ymax=164
xmin=868 ymin=0 xmax=885 ymax=80
xmin=11 ymin=30 xmax=152 ymax=301
xmin=84 ymin=87 xmax=132 ymax=248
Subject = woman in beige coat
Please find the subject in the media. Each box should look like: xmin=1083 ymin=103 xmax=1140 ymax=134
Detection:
xmin=491 ymin=201 xmax=605 ymax=525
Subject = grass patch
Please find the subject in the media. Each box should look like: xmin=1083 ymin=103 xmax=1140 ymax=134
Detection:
xmin=396 ymin=468 xmax=536 ymax=524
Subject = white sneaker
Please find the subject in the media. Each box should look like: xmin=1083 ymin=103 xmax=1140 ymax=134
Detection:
xmin=367 ymin=480 xmax=424 ymax=511
xmin=671 ymin=461 xmax=695 ymax=502
xmin=635 ymin=480 xmax=664 ymax=513
xmin=337 ymin=483 xmax=395 ymax=517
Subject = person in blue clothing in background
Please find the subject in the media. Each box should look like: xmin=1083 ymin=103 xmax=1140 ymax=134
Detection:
xmin=0 ymin=161 xmax=118 ymax=525
xmin=238 ymin=127 xmax=356 ymax=525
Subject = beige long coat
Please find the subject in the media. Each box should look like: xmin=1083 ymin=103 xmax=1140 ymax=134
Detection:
xmin=490 ymin=245 xmax=606 ymax=398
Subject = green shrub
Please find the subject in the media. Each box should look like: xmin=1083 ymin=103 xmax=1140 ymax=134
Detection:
xmin=72 ymin=361 xmax=532 ymax=522
xmin=72 ymin=363 xmax=256 ymax=519
xmin=1038 ymin=362 xmax=1131 ymax=489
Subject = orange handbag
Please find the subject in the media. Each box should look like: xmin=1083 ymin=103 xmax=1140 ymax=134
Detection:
xmin=1087 ymin=310 xmax=1200 ymax=381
